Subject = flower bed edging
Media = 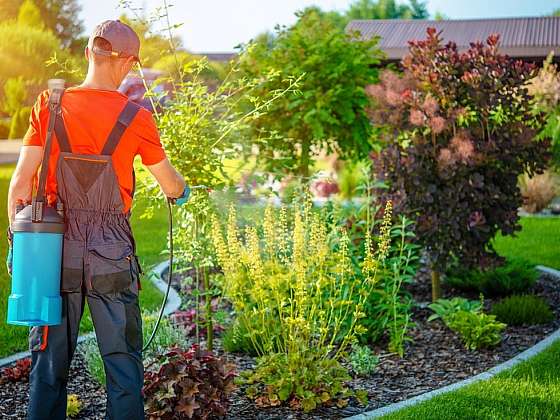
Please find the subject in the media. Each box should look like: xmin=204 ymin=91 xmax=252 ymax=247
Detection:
xmin=343 ymin=265 xmax=560 ymax=420
xmin=0 ymin=260 xmax=180 ymax=369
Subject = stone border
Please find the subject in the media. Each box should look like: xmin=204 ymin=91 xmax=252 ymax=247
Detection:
xmin=0 ymin=261 xmax=179 ymax=368
xmin=344 ymin=265 xmax=560 ymax=420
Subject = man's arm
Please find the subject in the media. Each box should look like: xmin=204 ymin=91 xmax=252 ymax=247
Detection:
xmin=7 ymin=146 xmax=43 ymax=225
xmin=145 ymin=158 xmax=186 ymax=199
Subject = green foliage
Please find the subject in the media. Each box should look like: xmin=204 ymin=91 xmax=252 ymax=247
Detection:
xmin=357 ymin=215 xmax=419 ymax=356
xmin=446 ymin=258 xmax=538 ymax=297
xmin=0 ymin=20 xmax=71 ymax=87
xmin=446 ymin=310 xmax=506 ymax=351
xmin=349 ymin=344 xmax=379 ymax=376
xmin=346 ymin=0 xmax=428 ymax=20
xmin=221 ymin=319 xmax=258 ymax=356
xmin=428 ymin=297 xmax=483 ymax=322
xmin=2 ymin=77 xmax=27 ymax=116
xmin=239 ymin=7 xmax=383 ymax=176
xmin=0 ymin=0 xmax=83 ymax=50
xmin=17 ymin=0 xmax=43 ymax=28
xmin=491 ymin=295 xmax=554 ymax=326
xmin=66 ymin=394 xmax=82 ymax=418
xmin=8 ymin=106 xmax=30 ymax=139
xmin=371 ymin=29 xmax=549 ymax=276
xmin=212 ymin=200 xmax=395 ymax=409
xmin=241 ymin=350 xmax=352 ymax=412
xmin=144 ymin=344 xmax=236 ymax=419
xmin=338 ymin=160 xmax=369 ymax=199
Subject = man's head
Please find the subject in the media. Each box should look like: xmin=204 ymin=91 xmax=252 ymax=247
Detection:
xmin=85 ymin=20 xmax=140 ymax=88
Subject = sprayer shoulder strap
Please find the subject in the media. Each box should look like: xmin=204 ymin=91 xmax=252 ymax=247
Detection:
xmin=101 ymin=101 xmax=141 ymax=156
xmin=54 ymin=111 xmax=71 ymax=153
xmin=35 ymin=89 xmax=65 ymax=204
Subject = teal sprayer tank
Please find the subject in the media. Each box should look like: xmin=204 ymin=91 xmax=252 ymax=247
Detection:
xmin=7 ymin=204 xmax=65 ymax=326
xmin=7 ymin=78 xmax=66 ymax=327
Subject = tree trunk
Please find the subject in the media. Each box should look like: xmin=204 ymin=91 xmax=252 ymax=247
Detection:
xmin=299 ymin=137 xmax=311 ymax=177
xmin=431 ymin=269 xmax=441 ymax=302
xmin=203 ymin=266 xmax=214 ymax=351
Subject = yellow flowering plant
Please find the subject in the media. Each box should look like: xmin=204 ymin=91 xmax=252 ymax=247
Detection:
xmin=211 ymin=197 xmax=394 ymax=410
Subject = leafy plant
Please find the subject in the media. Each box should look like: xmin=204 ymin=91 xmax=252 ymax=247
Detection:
xmin=369 ymin=28 xmax=550 ymax=300
xmin=143 ymin=344 xmax=236 ymax=419
xmin=66 ymin=394 xmax=82 ymax=418
xmin=446 ymin=310 xmax=506 ymax=351
xmin=211 ymin=200 xmax=394 ymax=409
xmin=8 ymin=106 xmax=30 ymax=139
xmin=238 ymin=7 xmax=383 ymax=176
xmin=221 ymin=319 xmax=258 ymax=356
xmin=491 ymin=295 xmax=554 ymax=326
xmin=0 ymin=357 xmax=31 ymax=383
xmin=446 ymin=258 xmax=538 ymax=297
xmin=349 ymin=344 xmax=379 ymax=377
xmin=428 ymin=297 xmax=483 ymax=322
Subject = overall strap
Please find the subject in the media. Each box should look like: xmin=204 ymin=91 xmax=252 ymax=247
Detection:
xmin=101 ymin=101 xmax=141 ymax=156
xmin=54 ymin=113 xmax=72 ymax=153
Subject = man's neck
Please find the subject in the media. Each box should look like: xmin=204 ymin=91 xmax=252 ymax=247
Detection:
xmin=80 ymin=71 xmax=119 ymax=91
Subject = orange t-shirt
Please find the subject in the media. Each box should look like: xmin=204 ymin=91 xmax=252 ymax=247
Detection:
xmin=23 ymin=87 xmax=166 ymax=213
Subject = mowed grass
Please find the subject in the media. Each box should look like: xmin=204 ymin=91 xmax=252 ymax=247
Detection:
xmin=493 ymin=217 xmax=560 ymax=270
xmin=0 ymin=165 xmax=166 ymax=357
xmin=381 ymin=340 xmax=560 ymax=420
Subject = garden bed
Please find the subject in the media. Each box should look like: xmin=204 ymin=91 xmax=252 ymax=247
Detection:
xmin=2 ymin=271 xmax=558 ymax=419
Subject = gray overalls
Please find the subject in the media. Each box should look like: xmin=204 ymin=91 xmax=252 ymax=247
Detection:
xmin=27 ymin=100 xmax=145 ymax=420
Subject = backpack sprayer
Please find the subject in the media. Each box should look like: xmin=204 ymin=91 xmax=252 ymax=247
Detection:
xmin=6 ymin=78 xmax=208 ymax=351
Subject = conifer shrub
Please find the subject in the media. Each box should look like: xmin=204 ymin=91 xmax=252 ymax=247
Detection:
xmin=491 ymin=295 xmax=554 ymax=326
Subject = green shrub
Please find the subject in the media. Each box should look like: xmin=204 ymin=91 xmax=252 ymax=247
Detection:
xmin=211 ymin=201 xmax=398 ymax=409
xmin=428 ymin=297 xmax=482 ymax=322
xmin=221 ymin=319 xmax=258 ymax=356
xmin=446 ymin=310 xmax=506 ymax=351
xmin=338 ymin=160 xmax=368 ymax=199
xmin=349 ymin=344 xmax=379 ymax=377
xmin=491 ymin=295 xmax=554 ymax=326
xmin=8 ymin=106 xmax=31 ymax=139
xmin=446 ymin=258 xmax=538 ymax=297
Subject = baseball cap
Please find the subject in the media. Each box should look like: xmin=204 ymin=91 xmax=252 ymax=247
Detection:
xmin=88 ymin=20 xmax=140 ymax=62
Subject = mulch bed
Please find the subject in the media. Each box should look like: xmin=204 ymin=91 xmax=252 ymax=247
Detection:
xmin=1 ymin=271 xmax=559 ymax=419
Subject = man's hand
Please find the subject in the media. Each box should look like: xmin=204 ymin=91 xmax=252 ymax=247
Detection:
xmin=8 ymin=146 xmax=42 ymax=225
xmin=169 ymin=186 xmax=191 ymax=206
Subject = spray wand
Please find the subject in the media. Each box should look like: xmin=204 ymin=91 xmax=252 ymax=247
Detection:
xmin=142 ymin=184 xmax=210 ymax=352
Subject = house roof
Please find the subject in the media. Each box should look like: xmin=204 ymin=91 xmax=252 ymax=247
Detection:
xmin=346 ymin=17 xmax=560 ymax=61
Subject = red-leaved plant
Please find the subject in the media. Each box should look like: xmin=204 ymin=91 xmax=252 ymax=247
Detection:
xmin=0 ymin=358 xmax=32 ymax=383
xmin=143 ymin=344 xmax=236 ymax=419
xmin=368 ymin=28 xmax=550 ymax=300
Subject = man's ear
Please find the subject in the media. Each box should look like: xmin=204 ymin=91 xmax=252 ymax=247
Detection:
xmin=85 ymin=46 xmax=91 ymax=62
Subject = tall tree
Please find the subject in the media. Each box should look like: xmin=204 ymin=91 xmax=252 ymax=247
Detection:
xmin=239 ymin=8 xmax=383 ymax=176
xmin=17 ymin=0 xmax=44 ymax=28
xmin=0 ymin=0 xmax=84 ymax=49
xmin=346 ymin=0 xmax=428 ymax=20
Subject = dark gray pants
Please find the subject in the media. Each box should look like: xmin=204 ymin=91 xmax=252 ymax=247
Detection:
xmin=27 ymin=283 xmax=144 ymax=420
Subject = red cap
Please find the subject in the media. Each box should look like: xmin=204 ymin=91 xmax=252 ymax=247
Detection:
xmin=88 ymin=20 xmax=140 ymax=62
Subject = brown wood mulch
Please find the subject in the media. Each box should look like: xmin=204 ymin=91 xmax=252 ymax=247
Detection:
xmin=1 ymin=272 xmax=558 ymax=419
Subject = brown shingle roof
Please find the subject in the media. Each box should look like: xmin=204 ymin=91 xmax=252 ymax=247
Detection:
xmin=346 ymin=17 xmax=560 ymax=60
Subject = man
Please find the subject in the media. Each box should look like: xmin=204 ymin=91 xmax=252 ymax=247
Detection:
xmin=7 ymin=20 xmax=186 ymax=419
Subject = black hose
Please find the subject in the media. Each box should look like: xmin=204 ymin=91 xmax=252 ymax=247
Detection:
xmin=142 ymin=198 xmax=174 ymax=352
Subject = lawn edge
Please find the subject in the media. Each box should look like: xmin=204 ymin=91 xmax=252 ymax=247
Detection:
xmin=0 ymin=261 xmax=179 ymax=368
xmin=343 ymin=265 xmax=560 ymax=420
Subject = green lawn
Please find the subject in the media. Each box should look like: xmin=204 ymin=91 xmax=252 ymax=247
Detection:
xmin=0 ymin=165 xmax=166 ymax=358
xmin=381 ymin=340 xmax=560 ymax=420
xmin=494 ymin=217 xmax=560 ymax=270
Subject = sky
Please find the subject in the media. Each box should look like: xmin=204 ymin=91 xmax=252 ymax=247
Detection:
xmin=80 ymin=0 xmax=560 ymax=53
